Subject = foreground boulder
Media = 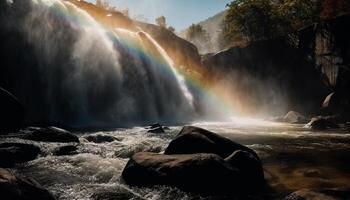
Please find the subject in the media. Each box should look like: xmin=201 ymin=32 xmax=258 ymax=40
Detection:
xmin=0 ymin=143 xmax=41 ymax=168
xmin=0 ymin=87 xmax=25 ymax=133
xmin=21 ymin=127 xmax=79 ymax=143
xmin=164 ymin=126 xmax=259 ymax=159
xmin=0 ymin=168 xmax=55 ymax=200
xmin=122 ymin=151 xmax=264 ymax=194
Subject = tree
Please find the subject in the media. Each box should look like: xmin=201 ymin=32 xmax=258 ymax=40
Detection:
xmin=186 ymin=24 xmax=212 ymax=54
xmin=96 ymin=0 xmax=109 ymax=9
xmin=155 ymin=16 xmax=167 ymax=27
xmin=121 ymin=8 xmax=129 ymax=18
xmin=168 ymin=26 xmax=175 ymax=33
xmin=222 ymin=0 xmax=325 ymax=45
xmin=223 ymin=0 xmax=280 ymax=42
xmin=279 ymin=0 xmax=323 ymax=29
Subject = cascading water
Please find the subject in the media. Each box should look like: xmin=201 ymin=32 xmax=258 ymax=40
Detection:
xmin=0 ymin=0 xmax=194 ymax=127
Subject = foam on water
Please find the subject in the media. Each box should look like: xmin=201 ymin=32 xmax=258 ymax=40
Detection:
xmin=1 ymin=122 xmax=347 ymax=199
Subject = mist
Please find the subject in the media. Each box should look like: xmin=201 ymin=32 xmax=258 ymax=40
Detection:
xmin=0 ymin=0 xmax=195 ymax=128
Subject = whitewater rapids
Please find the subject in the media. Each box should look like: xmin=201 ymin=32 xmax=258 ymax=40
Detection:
xmin=2 ymin=120 xmax=349 ymax=199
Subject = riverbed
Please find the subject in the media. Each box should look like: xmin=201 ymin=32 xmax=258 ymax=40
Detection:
xmin=3 ymin=119 xmax=350 ymax=199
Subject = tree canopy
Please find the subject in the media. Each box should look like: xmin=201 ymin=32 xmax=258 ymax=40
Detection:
xmin=186 ymin=24 xmax=212 ymax=54
xmin=221 ymin=0 xmax=349 ymax=47
xmin=155 ymin=16 xmax=167 ymax=27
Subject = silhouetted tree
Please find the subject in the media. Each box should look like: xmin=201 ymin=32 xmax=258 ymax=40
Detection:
xmin=186 ymin=24 xmax=212 ymax=53
xmin=96 ymin=0 xmax=109 ymax=9
xmin=155 ymin=16 xmax=167 ymax=27
xmin=168 ymin=26 xmax=175 ymax=33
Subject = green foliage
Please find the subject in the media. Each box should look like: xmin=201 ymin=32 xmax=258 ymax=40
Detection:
xmin=222 ymin=0 xmax=324 ymax=45
xmin=186 ymin=24 xmax=212 ymax=53
xmin=155 ymin=16 xmax=167 ymax=27
xmin=224 ymin=0 xmax=279 ymax=42
xmin=168 ymin=26 xmax=175 ymax=33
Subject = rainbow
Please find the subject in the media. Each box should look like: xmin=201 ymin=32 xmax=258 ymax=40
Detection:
xmin=34 ymin=0 xmax=248 ymax=120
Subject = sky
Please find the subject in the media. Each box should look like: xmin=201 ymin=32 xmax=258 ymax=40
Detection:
xmin=87 ymin=0 xmax=231 ymax=31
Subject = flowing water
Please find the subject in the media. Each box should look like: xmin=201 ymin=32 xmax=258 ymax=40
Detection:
xmin=2 ymin=1 xmax=350 ymax=199
xmin=1 ymin=0 xmax=194 ymax=127
xmin=2 ymin=120 xmax=349 ymax=200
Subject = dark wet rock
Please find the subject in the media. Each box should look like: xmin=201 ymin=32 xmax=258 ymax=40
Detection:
xmin=307 ymin=117 xmax=339 ymax=130
xmin=321 ymin=92 xmax=350 ymax=117
xmin=164 ymin=126 xmax=259 ymax=159
xmin=52 ymin=145 xmax=78 ymax=156
xmin=147 ymin=126 xmax=165 ymax=133
xmin=84 ymin=134 xmax=115 ymax=143
xmin=145 ymin=123 xmax=167 ymax=133
xmin=202 ymin=38 xmax=329 ymax=115
xmin=0 ymin=87 xmax=25 ymax=133
xmin=122 ymin=152 xmax=264 ymax=194
xmin=0 ymin=168 xmax=55 ymax=200
xmin=285 ymin=188 xmax=350 ymax=200
xmin=225 ymin=150 xmax=265 ymax=187
xmin=147 ymin=123 xmax=162 ymax=129
xmin=283 ymin=111 xmax=308 ymax=124
xmin=0 ymin=143 xmax=41 ymax=168
xmin=21 ymin=127 xmax=79 ymax=143
xmin=302 ymin=169 xmax=321 ymax=178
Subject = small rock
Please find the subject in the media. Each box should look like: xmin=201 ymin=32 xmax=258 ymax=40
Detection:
xmin=85 ymin=134 xmax=115 ymax=143
xmin=0 ymin=143 xmax=41 ymax=168
xmin=147 ymin=123 xmax=162 ymax=129
xmin=302 ymin=169 xmax=321 ymax=178
xmin=283 ymin=111 xmax=308 ymax=124
xmin=0 ymin=168 xmax=55 ymax=200
xmin=147 ymin=126 xmax=164 ymax=133
xmin=306 ymin=117 xmax=339 ymax=130
xmin=21 ymin=126 xmax=79 ymax=143
xmin=52 ymin=145 xmax=78 ymax=156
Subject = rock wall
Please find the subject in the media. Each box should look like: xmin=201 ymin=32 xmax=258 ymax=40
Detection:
xmin=297 ymin=14 xmax=350 ymax=116
xmin=298 ymin=14 xmax=350 ymax=90
xmin=203 ymin=38 xmax=329 ymax=116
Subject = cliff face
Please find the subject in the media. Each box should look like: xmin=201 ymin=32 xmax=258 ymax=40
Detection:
xmin=203 ymin=38 xmax=330 ymax=116
xmin=137 ymin=22 xmax=202 ymax=73
xmin=203 ymin=14 xmax=350 ymax=117
xmin=0 ymin=0 xmax=204 ymax=127
xmin=298 ymin=14 xmax=350 ymax=89
xmin=67 ymin=0 xmax=203 ymax=74
xmin=297 ymin=14 xmax=350 ymax=116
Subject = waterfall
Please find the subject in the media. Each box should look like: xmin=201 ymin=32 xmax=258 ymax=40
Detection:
xmin=0 ymin=0 xmax=194 ymax=127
